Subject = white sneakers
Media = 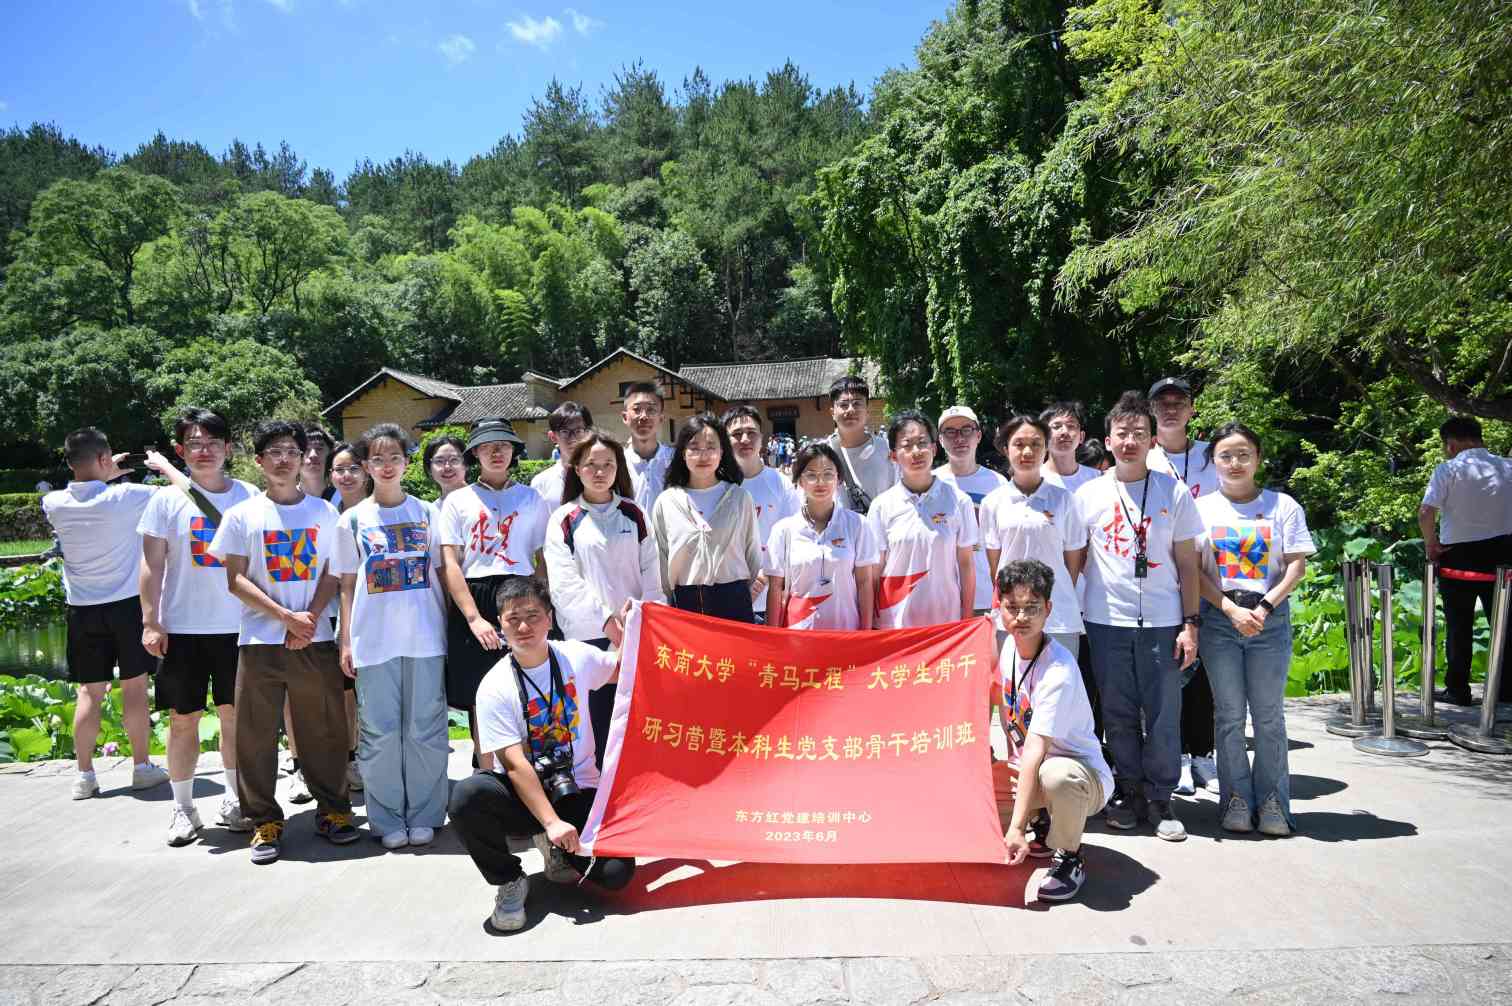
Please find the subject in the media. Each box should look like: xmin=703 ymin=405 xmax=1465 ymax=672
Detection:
xmin=131 ymin=762 xmax=169 ymax=790
xmin=71 ymin=774 xmax=99 ymax=800
xmin=532 ymin=832 xmax=580 ymax=884
xmin=382 ymin=830 xmax=410 ymax=851
xmin=1176 ymin=754 xmax=1196 ymax=796
xmin=167 ymin=805 xmax=203 ymax=847
xmin=492 ymin=877 xmax=529 ymax=931
xmin=218 ymin=798 xmax=252 ymax=833
xmin=407 ymin=826 xmax=435 ymax=846
xmin=287 ymin=770 xmax=313 ymax=804
xmin=346 ymin=760 xmax=364 ymax=791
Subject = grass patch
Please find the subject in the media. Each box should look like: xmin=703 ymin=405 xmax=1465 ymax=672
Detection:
xmin=0 ymin=540 xmax=49 ymax=557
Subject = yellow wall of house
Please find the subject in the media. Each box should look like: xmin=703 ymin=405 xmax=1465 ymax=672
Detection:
xmin=563 ymin=356 xmax=714 ymax=446
xmin=336 ymin=379 xmax=448 ymax=444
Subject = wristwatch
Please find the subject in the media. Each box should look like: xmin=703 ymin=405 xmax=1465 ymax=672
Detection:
xmin=1182 ymin=614 xmax=1201 ymax=626
xmin=1257 ymin=598 xmax=1275 ymax=613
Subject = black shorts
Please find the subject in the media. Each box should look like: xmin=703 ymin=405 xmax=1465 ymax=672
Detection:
xmin=154 ymin=633 xmax=239 ymax=714
xmin=445 ymin=575 xmax=512 ymax=710
xmin=66 ymin=596 xmax=155 ymax=685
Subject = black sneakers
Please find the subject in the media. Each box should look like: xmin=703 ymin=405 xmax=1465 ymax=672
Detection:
xmin=1027 ymin=810 xmax=1054 ymax=859
xmin=1105 ymin=789 xmax=1142 ymax=830
xmin=1038 ymin=850 xmax=1086 ymax=901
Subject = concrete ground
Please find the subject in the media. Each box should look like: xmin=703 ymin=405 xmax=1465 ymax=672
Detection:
xmin=3 ymin=695 xmax=1511 ymax=1004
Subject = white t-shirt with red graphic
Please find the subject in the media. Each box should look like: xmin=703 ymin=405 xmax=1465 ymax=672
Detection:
xmin=1147 ymin=440 xmax=1219 ymax=501
xmin=137 ymin=479 xmax=259 ymax=634
xmin=866 ymin=478 xmax=979 ymax=629
xmin=438 ymin=481 xmax=550 ymax=579
xmin=741 ymin=466 xmax=801 ymax=611
xmin=765 ymin=508 xmax=880 ymax=630
xmin=1075 ymin=468 xmax=1203 ymax=628
xmin=979 ymin=479 xmax=1087 ymax=636
xmin=934 ymin=464 xmax=1009 ymax=611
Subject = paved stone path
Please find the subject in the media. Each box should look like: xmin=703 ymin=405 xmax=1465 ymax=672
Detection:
xmin=3 ymin=945 xmax=1510 ymax=1005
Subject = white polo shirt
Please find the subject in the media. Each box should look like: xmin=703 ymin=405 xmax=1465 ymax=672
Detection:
xmin=867 ymin=478 xmax=979 ymax=629
xmin=934 ymin=464 xmax=1009 ymax=611
xmin=765 ymin=508 xmax=880 ymax=630
xmin=626 ymin=443 xmax=675 ymax=517
xmin=1423 ymin=448 xmax=1512 ymax=545
xmin=1147 ymin=440 xmax=1220 ymax=501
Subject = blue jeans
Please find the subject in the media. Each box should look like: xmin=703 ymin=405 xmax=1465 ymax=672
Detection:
xmin=1085 ymin=622 xmax=1182 ymax=802
xmin=1200 ymin=601 xmax=1294 ymax=825
xmin=355 ymin=655 xmax=450 ymax=836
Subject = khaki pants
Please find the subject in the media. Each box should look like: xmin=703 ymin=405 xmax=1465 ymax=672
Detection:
xmin=234 ymin=643 xmax=351 ymax=825
xmin=993 ymin=756 xmax=1105 ymax=852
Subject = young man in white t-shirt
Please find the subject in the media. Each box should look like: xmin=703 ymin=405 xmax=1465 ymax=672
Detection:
xmin=996 ymin=559 xmax=1112 ymax=902
xmin=723 ymin=405 xmax=800 ymax=620
xmin=825 ymin=375 xmax=897 ymax=513
xmin=622 ymin=382 xmax=675 ymax=516
xmin=1039 ymin=401 xmax=1102 ymax=495
xmin=1142 ymin=377 xmax=1220 ymax=795
xmin=208 ymin=420 xmax=358 ymax=865
xmin=42 ymin=427 xmax=168 ymax=800
xmin=1072 ymin=392 xmax=1203 ymax=842
xmin=529 ymin=402 xmax=592 ymax=512
xmin=448 ymin=576 xmax=635 ymax=932
xmin=933 ymin=405 xmax=1007 ymax=615
xmin=138 ymin=408 xmax=258 ymax=845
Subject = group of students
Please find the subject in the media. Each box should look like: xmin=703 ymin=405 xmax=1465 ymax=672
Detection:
xmin=43 ymin=373 xmax=1322 ymax=922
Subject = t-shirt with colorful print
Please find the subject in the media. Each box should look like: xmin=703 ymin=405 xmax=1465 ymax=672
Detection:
xmin=137 ymin=479 xmax=258 ymax=634
xmin=1195 ymin=489 xmax=1316 ymax=596
xmin=474 ymin=639 xmax=620 ymax=790
xmin=331 ymin=494 xmax=447 ymax=668
xmin=208 ymin=492 xmax=340 ymax=646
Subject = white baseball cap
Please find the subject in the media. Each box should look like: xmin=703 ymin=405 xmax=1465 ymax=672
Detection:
xmin=938 ymin=405 xmax=980 ymax=428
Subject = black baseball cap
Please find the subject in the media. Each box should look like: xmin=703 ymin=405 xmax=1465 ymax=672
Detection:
xmin=1148 ymin=377 xmax=1193 ymax=400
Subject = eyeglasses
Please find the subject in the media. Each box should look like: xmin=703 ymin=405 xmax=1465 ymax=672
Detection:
xmin=555 ymin=426 xmax=587 ymax=439
xmin=577 ymin=462 xmax=617 ymax=476
xmin=260 ymin=447 xmax=302 ymax=460
xmin=940 ymin=425 xmax=980 ymax=440
xmin=626 ymin=404 xmax=661 ymax=418
xmin=685 ymin=445 xmax=722 ymax=456
xmin=800 ymin=470 xmax=839 ymax=484
xmin=1002 ymin=605 xmax=1044 ymax=619
xmin=367 ymin=454 xmax=407 ymax=468
xmin=1216 ymin=451 xmax=1256 ymax=465
xmin=728 ymin=429 xmax=762 ymax=442
xmin=332 ymin=465 xmax=365 ymax=477
xmin=833 ymin=398 xmax=867 ymax=412
xmin=895 ymin=439 xmax=935 ymax=454
xmin=181 ymin=439 xmax=224 ymax=453
xmin=430 ymin=457 xmax=463 ymax=469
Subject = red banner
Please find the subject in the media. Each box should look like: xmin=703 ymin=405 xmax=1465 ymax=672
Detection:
xmin=582 ymin=603 xmax=1006 ymax=864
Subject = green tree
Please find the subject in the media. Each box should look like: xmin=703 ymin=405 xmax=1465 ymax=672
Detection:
xmin=149 ymin=337 xmax=322 ymax=437
xmin=522 ymin=80 xmax=601 ymax=207
xmin=0 ymin=123 xmax=110 ymax=275
xmin=213 ymin=192 xmax=347 ymax=314
xmin=625 ymin=227 xmax=716 ymax=368
xmin=23 ymin=168 xmax=181 ymax=326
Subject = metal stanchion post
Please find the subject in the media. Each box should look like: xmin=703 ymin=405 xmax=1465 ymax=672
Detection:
xmin=1399 ymin=560 xmax=1449 ymax=740
xmin=1361 ymin=560 xmax=1377 ymax=717
xmin=1354 ymin=563 xmax=1429 ymax=757
xmin=1329 ymin=559 xmax=1382 ymax=738
xmin=1450 ymin=567 xmax=1512 ymax=754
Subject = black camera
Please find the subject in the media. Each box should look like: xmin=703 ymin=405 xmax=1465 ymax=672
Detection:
xmin=531 ymin=743 xmax=579 ymax=801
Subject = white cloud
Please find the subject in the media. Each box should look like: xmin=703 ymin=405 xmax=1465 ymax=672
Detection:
xmin=264 ymin=0 xmax=292 ymax=10
xmin=506 ymin=14 xmax=562 ymax=49
xmin=187 ymin=0 xmax=203 ymax=19
xmin=438 ymin=33 xmax=477 ymax=64
xmin=564 ymin=7 xmax=602 ymax=35
xmin=0 ymin=100 xmax=9 ymax=113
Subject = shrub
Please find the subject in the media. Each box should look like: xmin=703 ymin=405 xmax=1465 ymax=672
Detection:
xmin=0 ymin=494 xmax=48 ymax=543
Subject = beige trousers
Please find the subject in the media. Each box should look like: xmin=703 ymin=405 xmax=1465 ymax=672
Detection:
xmin=993 ymin=755 xmax=1105 ymax=852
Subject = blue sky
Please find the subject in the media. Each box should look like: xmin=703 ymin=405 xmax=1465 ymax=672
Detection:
xmin=4 ymin=1 xmax=946 ymax=179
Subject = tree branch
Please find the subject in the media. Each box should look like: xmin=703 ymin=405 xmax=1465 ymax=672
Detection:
xmin=1386 ymin=339 xmax=1512 ymax=419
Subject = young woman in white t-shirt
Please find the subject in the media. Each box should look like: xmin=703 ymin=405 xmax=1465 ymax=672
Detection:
xmin=423 ymin=435 xmax=470 ymax=499
xmin=334 ymin=423 xmax=449 ymax=849
xmin=1195 ymin=423 xmax=1315 ymax=838
xmin=650 ymin=415 xmax=763 ymax=623
xmin=981 ymin=415 xmax=1087 ymax=653
xmin=329 ymin=440 xmax=371 ymax=786
xmin=545 ymin=431 xmax=664 ymax=768
xmin=867 ymin=410 xmax=977 ymax=628
xmin=765 ymin=442 xmax=879 ymax=630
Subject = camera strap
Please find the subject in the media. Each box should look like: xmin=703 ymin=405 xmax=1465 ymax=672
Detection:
xmin=509 ymin=647 xmax=570 ymax=762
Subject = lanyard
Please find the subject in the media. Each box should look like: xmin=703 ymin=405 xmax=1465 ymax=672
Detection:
xmin=1116 ymin=473 xmax=1151 ymax=556
xmin=510 ymin=648 xmax=568 ymax=759
xmin=1007 ymin=635 xmax=1049 ymax=715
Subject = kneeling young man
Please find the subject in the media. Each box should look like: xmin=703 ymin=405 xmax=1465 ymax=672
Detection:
xmin=996 ymin=559 xmax=1114 ymax=902
xmin=449 ymin=576 xmax=636 ymax=932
